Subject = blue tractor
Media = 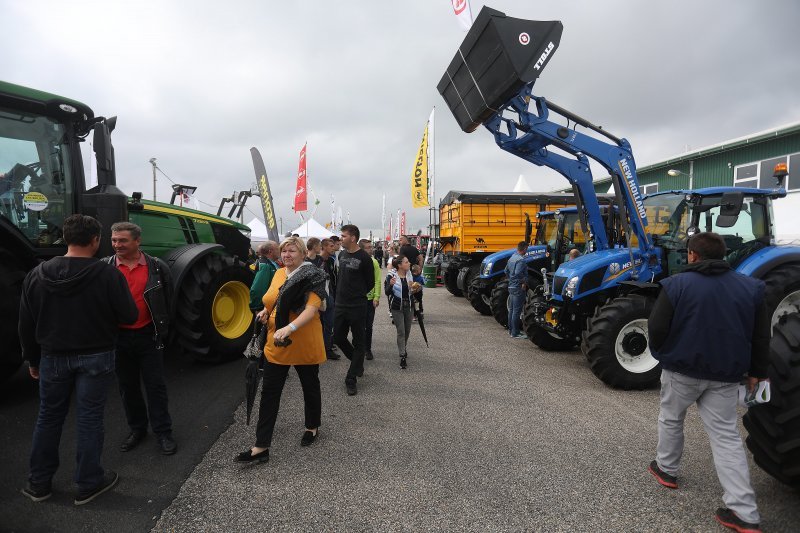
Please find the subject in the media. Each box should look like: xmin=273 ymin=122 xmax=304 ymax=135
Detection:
xmin=438 ymin=6 xmax=800 ymax=484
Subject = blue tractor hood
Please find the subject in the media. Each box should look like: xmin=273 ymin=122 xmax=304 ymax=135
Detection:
xmin=551 ymin=248 xmax=647 ymax=301
xmin=479 ymin=244 xmax=549 ymax=279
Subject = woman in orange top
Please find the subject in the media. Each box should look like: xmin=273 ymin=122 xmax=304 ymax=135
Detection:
xmin=235 ymin=237 xmax=328 ymax=464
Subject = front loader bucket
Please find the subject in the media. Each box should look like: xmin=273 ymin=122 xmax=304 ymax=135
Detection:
xmin=437 ymin=6 xmax=563 ymax=133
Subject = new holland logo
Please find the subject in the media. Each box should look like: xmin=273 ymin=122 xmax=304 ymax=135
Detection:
xmin=609 ymin=263 xmax=621 ymax=275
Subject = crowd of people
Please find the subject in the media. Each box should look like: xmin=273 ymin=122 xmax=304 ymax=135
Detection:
xmin=17 ymin=213 xmax=769 ymax=531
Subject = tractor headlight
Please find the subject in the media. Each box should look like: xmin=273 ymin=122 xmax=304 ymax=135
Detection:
xmin=482 ymin=261 xmax=493 ymax=276
xmin=564 ymin=276 xmax=580 ymax=298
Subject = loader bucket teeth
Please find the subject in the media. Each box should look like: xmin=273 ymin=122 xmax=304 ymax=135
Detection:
xmin=438 ymin=6 xmax=563 ymax=133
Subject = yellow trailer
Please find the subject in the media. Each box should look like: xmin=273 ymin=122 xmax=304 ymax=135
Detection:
xmin=437 ymin=191 xmax=574 ymax=296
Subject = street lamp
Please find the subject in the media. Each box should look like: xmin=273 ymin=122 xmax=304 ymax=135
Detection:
xmin=667 ymin=168 xmax=693 ymax=189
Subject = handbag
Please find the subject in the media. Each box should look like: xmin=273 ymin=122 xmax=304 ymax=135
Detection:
xmin=243 ymin=320 xmax=267 ymax=361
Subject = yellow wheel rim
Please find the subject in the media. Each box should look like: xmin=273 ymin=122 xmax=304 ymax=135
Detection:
xmin=212 ymin=281 xmax=251 ymax=339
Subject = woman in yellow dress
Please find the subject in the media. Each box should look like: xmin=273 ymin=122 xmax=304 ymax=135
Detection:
xmin=235 ymin=236 xmax=328 ymax=464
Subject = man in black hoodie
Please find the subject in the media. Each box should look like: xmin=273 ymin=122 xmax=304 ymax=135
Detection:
xmin=647 ymin=232 xmax=769 ymax=532
xmin=19 ymin=214 xmax=137 ymax=505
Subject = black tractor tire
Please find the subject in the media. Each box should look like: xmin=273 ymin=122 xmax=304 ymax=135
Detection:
xmin=743 ymin=313 xmax=800 ymax=487
xmin=0 ymin=251 xmax=26 ymax=381
xmin=443 ymin=267 xmax=462 ymax=296
xmin=582 ymin=294 xmax=661 ymax=390
xmin=522 ymin=286 xmax=576 ymax=351
xmin=490 ymin=279 xmax=510 ymax=327
xmin=761 ymin=263 xmax=800 ymax=331
xmin=467 ymin=277 xmax=493 ymax=315
xmin=461 ymin=264 xmax=481 ymax=300
xmin=175 ymin=254 xmax=255 ymax=364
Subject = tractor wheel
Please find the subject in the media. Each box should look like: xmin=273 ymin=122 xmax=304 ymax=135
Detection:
xmin=175 ymin=254 xmax=254 ymax=363
xmin=743 ymin=313 xmax=800 ymax=487
xmin=467 ymin=277 xmax=493 ymax=315
xmin=0 ymin=251 xmax=26 ymax=381
xmin=461 ymin=264 xmax=481 ymax=300
xmin=761 ymin=263 xmax=800 ymax=331
xmin=443 ymin=267 xmax=462 ymax=296
xmin=582 ymin=294 xmax=661 ymax=390
xmin=522 ymin=286 xmax=576 ymax=351
xmin=490 ymin=279 xmax=510 ymax=327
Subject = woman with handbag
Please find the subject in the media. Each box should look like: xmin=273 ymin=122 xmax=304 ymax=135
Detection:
xmin=235 ymin=236 xmax=328 ymax=464
xmin=384 ymin=255 xmax=418 ymax=369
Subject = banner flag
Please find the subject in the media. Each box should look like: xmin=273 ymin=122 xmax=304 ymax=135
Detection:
xmin=294 ymin=143 xmax=308 ymax=212
xmin=451 ymin=0 xmax=473 ymax=31
xmin=330 ymin=194 xmax=336 ymax=231
xmin=250 ymin=147 xmax=280 ymax=242
xmin=388 ymin=215 xmax=393 ymax=242
xmin=395 ymin=209 xmax=401 ymax=240
xmin=400 ymin=211 xmax=406 ymax=236
xmin=411 ymin=119 xmax=430 ymax=208
xmin=336 ymin=206 xmax=343 ymax=232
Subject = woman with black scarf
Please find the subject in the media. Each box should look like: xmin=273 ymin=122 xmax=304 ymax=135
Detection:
xmin=235 ymin=237 xmax=328 ymax=464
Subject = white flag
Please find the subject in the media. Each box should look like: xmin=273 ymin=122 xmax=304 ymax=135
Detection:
xmin=330 ymin=194 xmax=336 ymax=229
xmin=451 ymin=0 xmax=473 ymax=31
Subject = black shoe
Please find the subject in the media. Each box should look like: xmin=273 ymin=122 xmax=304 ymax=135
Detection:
xmin=157 ymin=433 xmax=177 ymax=455
xmin=648 ymin=460 xmax=677 ymax=489
xmin=357 ymin=368 xmax=364 ymax=377
xmin=714 ymin=507 xmax=761 ymax=533
xmin=301 ymin=430 xmax=318 ymax=447
xmin=400 ymin=356 xmax=407 ymax=369
xmin=234 ymin=448 xmax=269 ymax=463
xmin=120 ymin=430 xmax=146 ymax=452
xmin=365 ymin=351 xmax=374 ymax=361
xmin=74 ymin=471 xmax=119 ymax=506
xmin=327 ymin=352 xmax=341 ymax=360
xmin=346 ymin=381 xmax=357 ymax=396
xmin=21 ymin=482 xmax=51 ymax=502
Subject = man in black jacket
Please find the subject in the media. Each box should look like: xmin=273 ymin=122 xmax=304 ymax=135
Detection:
xmin=19 ymin=214 xmax=137 ymax=505
xmin=647 ymin=232 xmax=769 ymax=532
xmin=334 ymin=224 xmax=375 ymax=396
xmin=108 ymin=222 xmax=177 ymax=455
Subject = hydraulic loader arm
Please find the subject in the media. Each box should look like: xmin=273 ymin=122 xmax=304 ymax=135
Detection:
xmin=484 ymin=84 xmax=657 ymax=278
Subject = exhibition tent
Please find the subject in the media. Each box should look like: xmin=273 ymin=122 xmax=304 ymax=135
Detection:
xmin=245 ymin=217 xmax=270 ymax=241
xmin=290 ymin=218 xmax=335 ymax=239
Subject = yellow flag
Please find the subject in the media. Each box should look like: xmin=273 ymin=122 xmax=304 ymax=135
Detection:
xmin=411 ymin=122 xmax=429 ymax=208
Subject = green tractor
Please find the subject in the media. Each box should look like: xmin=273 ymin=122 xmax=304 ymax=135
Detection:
xmin=0 ymin=81 xmax=255 ymax=382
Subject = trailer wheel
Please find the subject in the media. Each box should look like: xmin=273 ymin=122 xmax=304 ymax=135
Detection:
xmin=522 ymin=286 xmax=576 ymax=351
xmin=0 ymin=252 xmax=25 ymax=381
xmin=175 ymin=254 xmax=254 ymax=363
xmin=467 ymin=277 xmax=493 ymax=315
xmin=443 ymin=267 xmax=462 ymax=296
xmin=743 ymin=313 xmax=800 ymax=487
xmin=490 ymin=279 xmax=510 ymax=326
xmin=583 ymin=294 xmax=661 ymax=389
xmin=761 ymin=263 xmax=800 ymax=332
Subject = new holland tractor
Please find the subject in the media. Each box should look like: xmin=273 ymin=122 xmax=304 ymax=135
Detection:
xmin=438 ymin=6 xmax=800 ymax=486
xmin=0 ymin=81 xmax=255 ymax=383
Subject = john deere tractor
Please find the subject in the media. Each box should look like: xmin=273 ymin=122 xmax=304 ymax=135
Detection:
xmin=0 ymin=80 xmax=254 ymax=382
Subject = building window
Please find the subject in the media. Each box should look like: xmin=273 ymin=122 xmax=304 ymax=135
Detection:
xmin=734 ymin=152 xmax=798 ymax=191
xmin=641 ymin=183 xmax=659 ymax=195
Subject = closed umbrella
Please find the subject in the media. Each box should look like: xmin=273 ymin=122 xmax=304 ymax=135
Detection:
xmin=413 ymin=297 xmax=429 ymax=347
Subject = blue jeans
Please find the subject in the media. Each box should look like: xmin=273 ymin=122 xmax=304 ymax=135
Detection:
xmin=29 ymin=351 xmax=115 ymax=491
xmin=508 ymin=287 xmax=526 ymax=337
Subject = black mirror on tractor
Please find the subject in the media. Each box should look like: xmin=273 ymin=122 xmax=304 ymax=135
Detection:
xmin=716 ymin=192 xmax=744 ymax=228
xmin=92 ymin=117 xmax=117 ymax=186
xmin=437 ymin=6 xmax=563 ymax=133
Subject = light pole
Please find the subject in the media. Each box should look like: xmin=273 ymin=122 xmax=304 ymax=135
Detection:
xmin=149 ymin=158 xmax=157 ymax=201
xmin=667 ymin=168 xmax=693 ymax=189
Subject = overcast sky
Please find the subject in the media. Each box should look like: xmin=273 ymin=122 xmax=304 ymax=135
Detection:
xmin=2 ymin=0 xmax=799 ymax=236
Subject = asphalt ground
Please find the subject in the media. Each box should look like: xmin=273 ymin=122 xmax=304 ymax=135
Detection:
xmin=153 ymin=281 xmax=800 ymax=532
xmin=0 ymin=343 xmax=244 ymax=533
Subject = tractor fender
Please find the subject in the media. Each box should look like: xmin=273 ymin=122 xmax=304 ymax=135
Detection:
xmin=735 ymin=246 xmax=800 ymax=279
xmin=616 ymin=280 xmax=661 ymax=297
xmin=160 ymin=243 xmax=225 ymax=316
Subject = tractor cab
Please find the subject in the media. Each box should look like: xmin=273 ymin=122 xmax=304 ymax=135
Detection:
xmin=646 ymin=187 xmax=783 ymax=276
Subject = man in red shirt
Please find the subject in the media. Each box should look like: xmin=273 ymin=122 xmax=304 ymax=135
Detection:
xmin=109 ymin=222 xmax=176 ymax=455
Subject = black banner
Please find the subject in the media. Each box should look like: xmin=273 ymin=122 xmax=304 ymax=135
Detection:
xmin=250 ymin=147 xmax=280 ymax=242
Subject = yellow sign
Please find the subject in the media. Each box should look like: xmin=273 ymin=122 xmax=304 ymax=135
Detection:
xmin=411 ymin=122 xmax=429 ymax=208
xmin=23 ymin=191 xmax=48 ymax=211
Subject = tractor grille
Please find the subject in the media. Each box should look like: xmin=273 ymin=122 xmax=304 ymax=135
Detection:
xmin=553 ymin=275 xmax=567 ymax=295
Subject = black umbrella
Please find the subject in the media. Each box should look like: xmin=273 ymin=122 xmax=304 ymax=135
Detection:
xmin=413 ymin=298 xmax=429 ymax=347
xmin=244 ymin=360 xmax=260 ymax=425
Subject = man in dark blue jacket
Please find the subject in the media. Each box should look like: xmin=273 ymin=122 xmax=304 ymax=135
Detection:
xmin=504 ymin=242 xmax=529 ymax=339
xmin=647 ymin=232 xmax=769 ymax=533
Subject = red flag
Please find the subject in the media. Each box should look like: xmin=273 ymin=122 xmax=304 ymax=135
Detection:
xmin=294 ymin=143 xmax=308 ymax=212
xmin=400 ymin=211 xmax=406 ymax=236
